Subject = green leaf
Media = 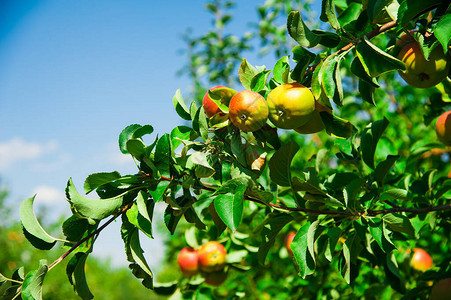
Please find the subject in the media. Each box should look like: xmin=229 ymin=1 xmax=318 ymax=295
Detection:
xmin=148 ymin=180 xmax=170 ymax=202
xmin=126 ymin=191 xmax=154 ymax=238
xmin=292 ymin=177 xmax=327 ymax=196
xmin=382 ymin=213 xmax=415 ymax=237
xmin=320 ymin=111 xmax=355 ymax=139
xmin=375 ymin=155 xmax=399 ymax=185
xmin=312 ymin=30 xmax=341 ymax=48
xmin=397 ymin=0 xmax=444 ymax=27
xmin=250 ymin=70 xmax=271 ymax=92
xmin=170 ymin=126 xmax=194 ymax=150
xmin=359 ymin=80 xmax=376 ymax=106
xmin=341 ymin=232 xmax=362 ymax=284
xmin=325 ymin=227 xmax=342 ymax=262
xmin=66 ymin=253 xmax=94 ymax=300
xmin=153 ymin=281 xmax=178 ymax=295
xmin=172 ymin=89 xmax=191 ymax=121
xmin=20 ymin=195 xmax=57 ymax=250
xmin=361 ymin=117 xmax=390 ymax=169
xmin=192 ymin=107 xmax=209 ymax=141
xmin=435 ymin=14 xmax=451 ymax=54
xmin=320 ymin=0 xmax=341 ymax=30
xmin=368 ymin=219 xmax=396 ymax=253
xmin=22 ymin=260 xmax=48 ymax=300
xmin=188 ymin=152 xmax=216 ymax=178
xmin=380 ymin=188 xmax=409 ymax=201
xmin=338 ymin=2 xmax=363 ymax=27
xmin=239 ymin=58 xmax=259 ymax=90
xmin=291 ymin=222 xmax=316 ymax=278
xmin=319 ymin=54 xmax=339 ymax=102
xmin=126 ymin=139 xmax=146 ymax=160
xmin=119 ymin=124 xmax=141 ymax=154
xmin=356 ymin=37 xmax=405 ymax=77
xmin=132 ymin=124 xmax=154 ymax=139
xmin=351 ymin=58 xmax=380 ymax=87
xmin=83 ymin=171 xmax=121 ymax=194
xmin=66 ymin=178 xmax=123 ymax=220
xmin=154 ymin=134 xmax=172 ymax=178
xmin=62 ymin=215 xmax=97 ymax=243
xmin=208 ymin=87 xmax=237 ymax=114
xmin=307 ymin=220 xmax=321 ymax=266
xmin=287 ymin=11 xmax=321 ymax=48
xmin=273 ymin=56 xmax=290 ymax=84
xmin=129 ymin=229 xmax=153 ymax=286
xmin=164 ymin=205 xmax=183 ymax=235
xmin=269 ymin=141 xmax=300 ymax=186
xmin=214 ymin=188 xmax=244 ymax=232
xmin=258 ymin=213 xmax=293 ymax=265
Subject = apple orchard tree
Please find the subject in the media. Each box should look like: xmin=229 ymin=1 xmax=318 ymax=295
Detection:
xmin=2 ymin=0 xmax=451 ymax=299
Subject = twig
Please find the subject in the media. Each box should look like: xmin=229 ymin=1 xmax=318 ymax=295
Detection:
xmin=367 ymin=203 xmax=451 ymax=216
xmin=47 ymin=202 xmax=134 ymax=271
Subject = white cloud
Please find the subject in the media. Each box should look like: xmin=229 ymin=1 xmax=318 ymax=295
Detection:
xmin=0 ymin=138 xmax=58 ymax=171
xmin=31 ymin=186 xmax=65 ymax=205
xmin=107 ymin=143 xmax=133 ymax=166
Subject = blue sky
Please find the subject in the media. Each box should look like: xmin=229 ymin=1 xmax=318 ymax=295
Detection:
xmin=0 ymin=0 xmax=286 ymax=270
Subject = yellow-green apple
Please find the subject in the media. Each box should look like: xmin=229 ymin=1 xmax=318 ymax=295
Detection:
xmin=267 ymin=82 xmax=315 ymax=129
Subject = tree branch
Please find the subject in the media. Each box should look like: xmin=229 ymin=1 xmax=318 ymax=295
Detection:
xmin=48 ymin=202 xmax=134 ymax=271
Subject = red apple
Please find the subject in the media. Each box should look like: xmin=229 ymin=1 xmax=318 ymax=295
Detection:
xmin=411 ymin=248 xmax=433 ymax=272
xmin=177 ymin=247 xmax=199 ymax=277
xmin=436 ymin=111 xmax=451 ymax=146
xmin=198 ymin=241 xmax=227 ymax=272
xmin=285 ymin=231 xmax=296 ymax=257
xmin=202 ymin=85 xmax=227 ymax=118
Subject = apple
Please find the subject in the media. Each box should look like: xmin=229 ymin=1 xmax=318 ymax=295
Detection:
xmin=285 ymin=232 xmax=296 ymax=257
xmin=436 ymin=111 xmax=451 ymax=146
xmin=266 ymin=82 xmax=315 ymax=129
xmin=411 ymin=248 xmax=433 ymax=272
xmin=198 ymin=241 xmax=227 ymax=272
xmin=228 ymin=90 xmax=269 ymax=132
xmin=204 ymin=269 xmax=228 ymax=286
xmin=397 ymin=34 xmax=450 ymax=89
xmin=430 ymin=278 xmax=451 ymax=300
xmin=177 ymin=247 xmax=199 ymax=277
xmin=202 ymin=85 xmax=227 ymax=118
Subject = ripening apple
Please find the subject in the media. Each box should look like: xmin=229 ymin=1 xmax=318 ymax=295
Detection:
xmin=285 ymin=231 xmax=296 ymax=257
xmin=430 ymin=278 xmax=451 ymax=300
xmin=177 ymin=247 xmax=199 ymax=276
xmin=411 ymin=248 xmax=433 ymax=272
xmin=202 ymin=85 xmax=235 ymax=119
xmin=228 ymin=90 xmax=269 ymax=132
xmin=436 ymin=111 xmax=451 ymax=146
xmin=397 ymin=33 xmax=450 ymax=88
xmin=198 ymin=241 xmax=227 ymax=272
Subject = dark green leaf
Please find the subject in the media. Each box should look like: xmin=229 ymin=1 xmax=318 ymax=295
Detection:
xmin=153 ymin=281 xmax=178 ymax=295
xmin=273 ymin=56 xmax=290 ymax=84
xmin=62 ymin=215 xmax=97 ymax=242
xmin=320 ymin=111 xmax=355 ymax=139
xmin=397 ymin=0 xmax=444 ymax=27
xmin=258 ymin=213 xmax=293 ymax=265
xmin=126 ymin=191 xmax=154 ymax=238
xmin=359 ymin=80 xmax=376 ymax=106
xmin=66 ymin=253 xmax=93 ymax=300
xmin=382 ymin=213 xmax=415 ymax=237
xmin=269 ymin=140 xmax=300 ymax=186
xmin=361 ymin=117 xmax=390 ymax=169
xmin=154 ymin=134 xmax=172 ymax=178
xmin=356 ymin=37 xmax=405 ymax=77
xmin=170 ymin=126 xmax=194 ymax=150
xmin=375 ymin=155 xmax=399 ymax=185
xmin=66 ymin=178 xmax=123 ymax=220
xmin=325 ymin=227 xmax=342 ymax=262
xmin=20 ymin=196 xmax=57 ymax=250
xmin=380 ymin=188 xmax=409 ymax=201
xmin=313 ymin=30 xmax=341 ymax=48
xmin=368 ymin=219 xmax=396 ymax=253
xmin=351 ymin=58 xmax=380 ymax=87
xmin=320 ymin=0 xmax=341 ymax=29
xmin=119 ymin=124 xmax=141 ymax=154
xmin=83 ymin=172 xmax=121 ymax=194
xmin=126 ymin=139 xmax=146 ymax=160
xmin=148 ymin=180 xmax=170 ymax=202
xmin=287 ymin=11 xmax=321 ymax=48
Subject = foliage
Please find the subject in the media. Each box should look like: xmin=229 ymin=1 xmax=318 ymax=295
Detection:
xmin=2 ymin=0 xmax=451 ymax=299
